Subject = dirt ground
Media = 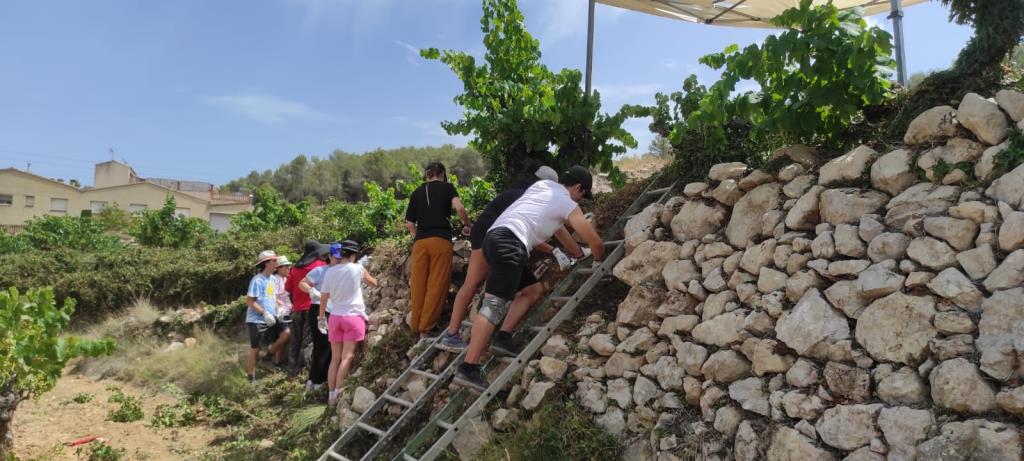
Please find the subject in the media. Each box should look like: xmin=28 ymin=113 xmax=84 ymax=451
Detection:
xmin=12 ymin=372 xmax=227 ymax=461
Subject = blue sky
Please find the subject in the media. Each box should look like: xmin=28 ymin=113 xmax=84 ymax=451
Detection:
xmin=0 ymin=0 xmax=971 ymax=186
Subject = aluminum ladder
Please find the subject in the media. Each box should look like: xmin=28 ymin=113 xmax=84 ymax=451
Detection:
xmin=318 ymin=179 xmax=675 ymax=461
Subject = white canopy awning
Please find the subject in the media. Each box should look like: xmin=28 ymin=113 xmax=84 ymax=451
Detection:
xmin=594 ymin=0 xmax=927 ymax=28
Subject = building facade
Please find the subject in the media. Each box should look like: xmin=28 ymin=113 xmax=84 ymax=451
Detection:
xmin=0 ymin=161 xmax=252 ymax=232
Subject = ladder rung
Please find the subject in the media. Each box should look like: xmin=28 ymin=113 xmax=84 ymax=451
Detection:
xmin=604 ymin=239 xmax=623 ymax=246
xmin=553 ymin=296 xmax=571 ymax=304
xmin=325 ymin=452 xmax=351 ymax=461
xmin=356 ymin=422 xmax=386 ymax=437
xmin=383 ymin=394 xmax=414 ymax=407
xmin=437 ymin=420 xmax=456 ymax=431
xmin=402 ymin=455 xmax=418 ymax=461
xmin=528 ymin=325 xmax=544 ymax=333
xmin=408 ymin=369 xmax=439 ymax=380
xmin=645 ymin=186 xmax=671 ymax=195
xmin=577 ymin=267 xmax=595 ymax=274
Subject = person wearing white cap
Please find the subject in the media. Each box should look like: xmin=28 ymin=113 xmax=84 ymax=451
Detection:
xmin=270 ymin=255 xmax=294 ymax=367
xmin=438 ymin=164 xmax=588 ymax=352
xmin=245 ymin=250 xmax=286 ymax=382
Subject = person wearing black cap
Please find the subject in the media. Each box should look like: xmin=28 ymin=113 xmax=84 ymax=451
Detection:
xmin=285 ymin=240 xmax=331 ymax=377
xmin=404 ymin=162 xmax=471 ymax=339
xmin=455 ymin=165 xmax=605 ymax=391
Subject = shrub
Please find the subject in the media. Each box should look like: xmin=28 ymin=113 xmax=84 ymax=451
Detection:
xmin=476 ymin=399 xmax=622 ymax=460
xmin=149 ymin=401 xmax=197 ymax=428
xmin=106 ymin=388 xmax=144 ymax=423
xmin=230 ymin=185 xmax=309 ymax=233
xmin=18 ymin=215 xmax=123 ymax=252
xmin=75 ymin=441 xmax=125 ymax=461
xmin=0 ymin=287 xmax=115 ymax=458
xmin=130 ymin=196 xmax=213 ymax=248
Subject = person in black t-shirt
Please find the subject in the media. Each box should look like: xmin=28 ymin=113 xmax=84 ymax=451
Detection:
xmin=404 ymin=162 xmax=471 ymax=338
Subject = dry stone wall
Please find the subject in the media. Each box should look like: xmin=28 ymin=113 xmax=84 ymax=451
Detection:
xmin=553 ymin=91 xmax=1024 ymax=460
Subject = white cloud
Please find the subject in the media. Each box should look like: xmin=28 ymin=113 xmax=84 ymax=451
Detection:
xmin=394 ymin=39 xmax=422 ymax=66
xmin=205 ymin=92 xmax=342 ymax=124
xmin=658 ymin=58 xmax=679 ymax=69
xmin=530 ymin=0 xmax=626 ymax=47
xmin=593 ymin=83 xmax=662 ymax=105
xmin=406 ymin=119 xmax=470 ymax=144
xmin=285 ymin=0 xmax=397 ymax=30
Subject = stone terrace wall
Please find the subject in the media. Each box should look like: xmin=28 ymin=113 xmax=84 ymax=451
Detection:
xmin=535 ymin=91 xmax=1024 ymax=460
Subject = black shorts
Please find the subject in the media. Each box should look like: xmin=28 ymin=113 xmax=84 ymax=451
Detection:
xmin=247 ymin=322 xmax=282 ymax=349
xmin=482 ymin=227 xmax=531 ymax=300
xmin=469 ymin=219 xmax=493 ymax=250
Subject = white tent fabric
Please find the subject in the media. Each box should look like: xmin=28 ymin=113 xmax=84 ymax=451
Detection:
xmin=595 ymin=0 xmax=927 ymax=28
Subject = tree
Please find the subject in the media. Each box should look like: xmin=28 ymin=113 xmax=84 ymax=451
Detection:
xmin=130 ymin=196 xmax=213 ymax=247
xmin=229 ymin=185 xmax=310 ymax=233
xmin=647 ymin=135 xmax=673 ymax=158
xmin=0 ymin=287 xmax=115 ymax=457
xmin=940 ymin=0 xmax=1024 ymax=84
xmin=421 ymin=0 xmax=640 ymax=187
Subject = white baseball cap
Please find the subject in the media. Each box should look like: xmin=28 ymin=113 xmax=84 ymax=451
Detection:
xmin=534 ymin=165 xmax=558 ymax=182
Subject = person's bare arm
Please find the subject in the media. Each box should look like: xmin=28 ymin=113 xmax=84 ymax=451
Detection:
xmin=246 ymin=296 xmax=266 ymax=315
xmin=533 ymin=242 xmax=554 ymax=254
xmin=405 ymin=221 xmax=417 ymax=238
xmin=553 ymin=227 xmax=584 ymax=258
xmin=362 ymin=270 xmax=379 ymax=287
xmin=319 ymin=292 xmax=330 ymax=318
xmin=567 ymin=208 xmax=603 ymax=262
xmin=299 ymin=278 xmax=313 ymax=293
xmin=452 ymin=197 xmax=471 ymax=236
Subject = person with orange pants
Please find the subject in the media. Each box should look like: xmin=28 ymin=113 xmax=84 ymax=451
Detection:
xmin=404 ymin=162 xmax=471 ymax=340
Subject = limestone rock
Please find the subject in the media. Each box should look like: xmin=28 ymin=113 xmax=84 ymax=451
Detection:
xmin=785 ymin=185 xmax=825 ymax=230
xmin=934 ymin=310 xmax=976 ymax=335
xmin=671 ymin=200 xmax=729 ymax=241
xmin=767 ymin=426 xmax=837 ymax=461
xmin=714 ymin=406 xmax=743 ymax=437
xmin=786 ymin=358 xmax=818 ymax=388
xmin=871 ymin=148 xmax=918 ymax=195
xmin=701 ymin=350 xmax=752 ymax=383
xmin=904 ymin=105 xmax=959 ymax=145
xmin=907 ymin=237 xmax=957 ymax=270
xmin=857 ymin=260 xmax=906 ymax=299
xmin=783 ymin=174 xmax=815 ymax=199
xmin=541 ymin=335 xmax=570 ymax=358
xmin=819 ymin=188 xmax=889 ymax=225
xmin=918 ymin=138 xmax=984 ymax=181
xmin=930 ymin=334 xmax=976 ymax=361
xmin=653 ymin=356 xmax=685 ymax=391
xmin=775 ymin=288 xmax=850 ymax=358
xmin=490 ymin=408 xmax=521 ymax=431
xmin=834 ymin=224 xmax=866 ymax=258
xmin=595 ymin=408 xmax=626 ymax=437
xmin=729 ymin=377 xmax=769 ymax=416
xmin=782 ymin=391 xmax=826 ymax=420
xmin=815 ymin=404 xmax=882 ymax=451
xmin=632 ymin=375 xmax=659 ymax=406
xmin=683 ymin=182 xmax=708 ymax=198
xmin=617 ymin=327 xmax=656 ymax=354
xmin=949 ymin=200 xmax=1000 ymax=224
xmin=824 ymin=361 xmax=870 ymax=403
xmin=606 ymin=378 xmax=632 ymax=409
xmin=959 ymin=92 xmax=1009 ymax=145
xmin=819 ymin=145 xmax=877 ymax=186
xmin=352 ymin=387 xmax=376 ymax=413
xmin=616 ymin=284 xmax=666 ymax=326
xmin=663 ymin=260 xmax=699 ymax=292
xmin=588 ymin=334 xmax=616 ymax=356
xmin=877 ymin=407 xmax=933 ymax=461
xmin=929 ymin=358 xmax=997 ymax=414
xmin=657 ymin=314 xmax=699 ymax=337
xmin=856 ymin=292 xmax=937 ymax=365
xmin=624 ymin=202 xmax=663 ymax=254
xmin=452 ymin=417 xmax=494 ymax=460
xmin=521 ymin=381 xmax=556 ymax=410
xmin=977 ymin=142 xmax=1010 ymax=181
xmin=734 ymin=420 xmax=760 ymax=461
xmin=740 ymin=239 xmax=777 ymax=275
xmin=604 ymin=352 xmax=644 ymax=378
xmin=986 ymin=163 xmax=1024 ymax=208
xmin=824 ymin=280 xmax=871 ymax=318
xmin=996 ymin=386 xmax=1024 ymax=415
xmin=758 ymin=268 xmax=789 ymax=293
xmin=996 ymin=89 xmax=1024 ymax=122
xmin=977 ymin=288 xmax=1024 ymax=381
xmin=691 ymin=312 xmax=748 ymax=347
xmin=957 ymin=243 xmax=998 ymax=280
xmin=675 ymin=340 xmax=708 ymax=376
xmin=885 ymin=183 xmax=960 ymax=229
xmin=828 ymin=259 xmax=870 ymax=277
xmin=983 ymin=249 xmax=1024 ymax=292
xmin=614 ymin=240 xmax=681 ymax=287
xmin=726 ymin=183 xmax=782 ymax=248
xmin=877 ymin=367 xmax=928 ymax=405
xmin=998 ymin=201 xmax=1024 ymax=252
xmin=539 ymin=357 xmax=568 ymax=381
xmin=917 ymin=419 xmax=1022 ymax=461
xmin=927 ymin=267 xmax=984 ymax=312
xmin=924 ymin=217 xmax=978 ymax=252
xmin=709 ymin=162 xmax=747 ymax=182
xmin=708 ymin=179 xmax=744 ymax=206
xmin=772 ymin=144 xmax=817 ymax=168
xmin=867 ymin=232 xmax=911 ymax=263
xmin=741 ymin=337 xmax=795 ymax=376
xmin=786 ymin=270 xmax=824 ymax=302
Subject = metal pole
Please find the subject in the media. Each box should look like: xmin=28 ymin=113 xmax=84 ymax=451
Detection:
xmin=585 ymin=0 xmax=595 ymax=95
xmin=889 ymin=0 xmax=907 ymax=86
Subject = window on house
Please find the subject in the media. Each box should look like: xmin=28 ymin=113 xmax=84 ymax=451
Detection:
xmin=50 ymin=198 xmax=68 ymax=213
xmin=129 ymin=203 xmax=147 ymax=213
xmin=0 ymin=194 xmax=12 ymax=206
xmin=90 ymin=201 xmax=108 ymax=214
xmin=174 ymin=207 xmax=190 ymax=218
xmin=25 ymin=195 xmax=34 ymax=207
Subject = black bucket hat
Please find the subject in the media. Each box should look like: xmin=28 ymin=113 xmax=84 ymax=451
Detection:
xmin=296 ymin=239 xmax=330 ymax=267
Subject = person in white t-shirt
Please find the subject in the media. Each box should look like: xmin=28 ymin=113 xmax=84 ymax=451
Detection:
xmin=318 ymin=240 xmax=379 ymax=404
xmin=455 ymin=165 xmax=605 ymax=391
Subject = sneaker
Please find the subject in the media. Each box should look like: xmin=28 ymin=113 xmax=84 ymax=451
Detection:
xmin=312 ymin=383 xmax=325 ymax=392
xmin=454 ymin=364 xmax=488 ymax=392
xmin=305 ymin=380 xmax=314 ymax=392
xmin=490 ymin=331 xmax=520 ymax=357
xmin=437 ymin=331 xmax=468 ymax=352
xmin=249 ymin=374 xmax=258 ymax=384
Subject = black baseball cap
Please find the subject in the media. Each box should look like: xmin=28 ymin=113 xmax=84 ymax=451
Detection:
xmin=563 ymin=165 xmax=593 ymax=199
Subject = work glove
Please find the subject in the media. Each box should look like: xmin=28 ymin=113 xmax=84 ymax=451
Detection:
xmin=357 ymin=256 xmax=371 ymax=268
xmin=262 ymin=311 xmax=277 ymax=326
xmin=580 ymin=247 xmax=592 ymax=260
xmin=309 ymin=287 xmax=322 ymax=305
xmin=552 ymin=248 xmax=572 ymax=271
xmin=317 ymin=316 xmax=328 ymax=335
xmin=592 ymin=259 xmax=603 ymax=269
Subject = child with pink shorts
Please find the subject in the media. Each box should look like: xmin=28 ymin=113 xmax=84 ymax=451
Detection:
xmin=318 ymin=240 xmax=378 ymax=404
